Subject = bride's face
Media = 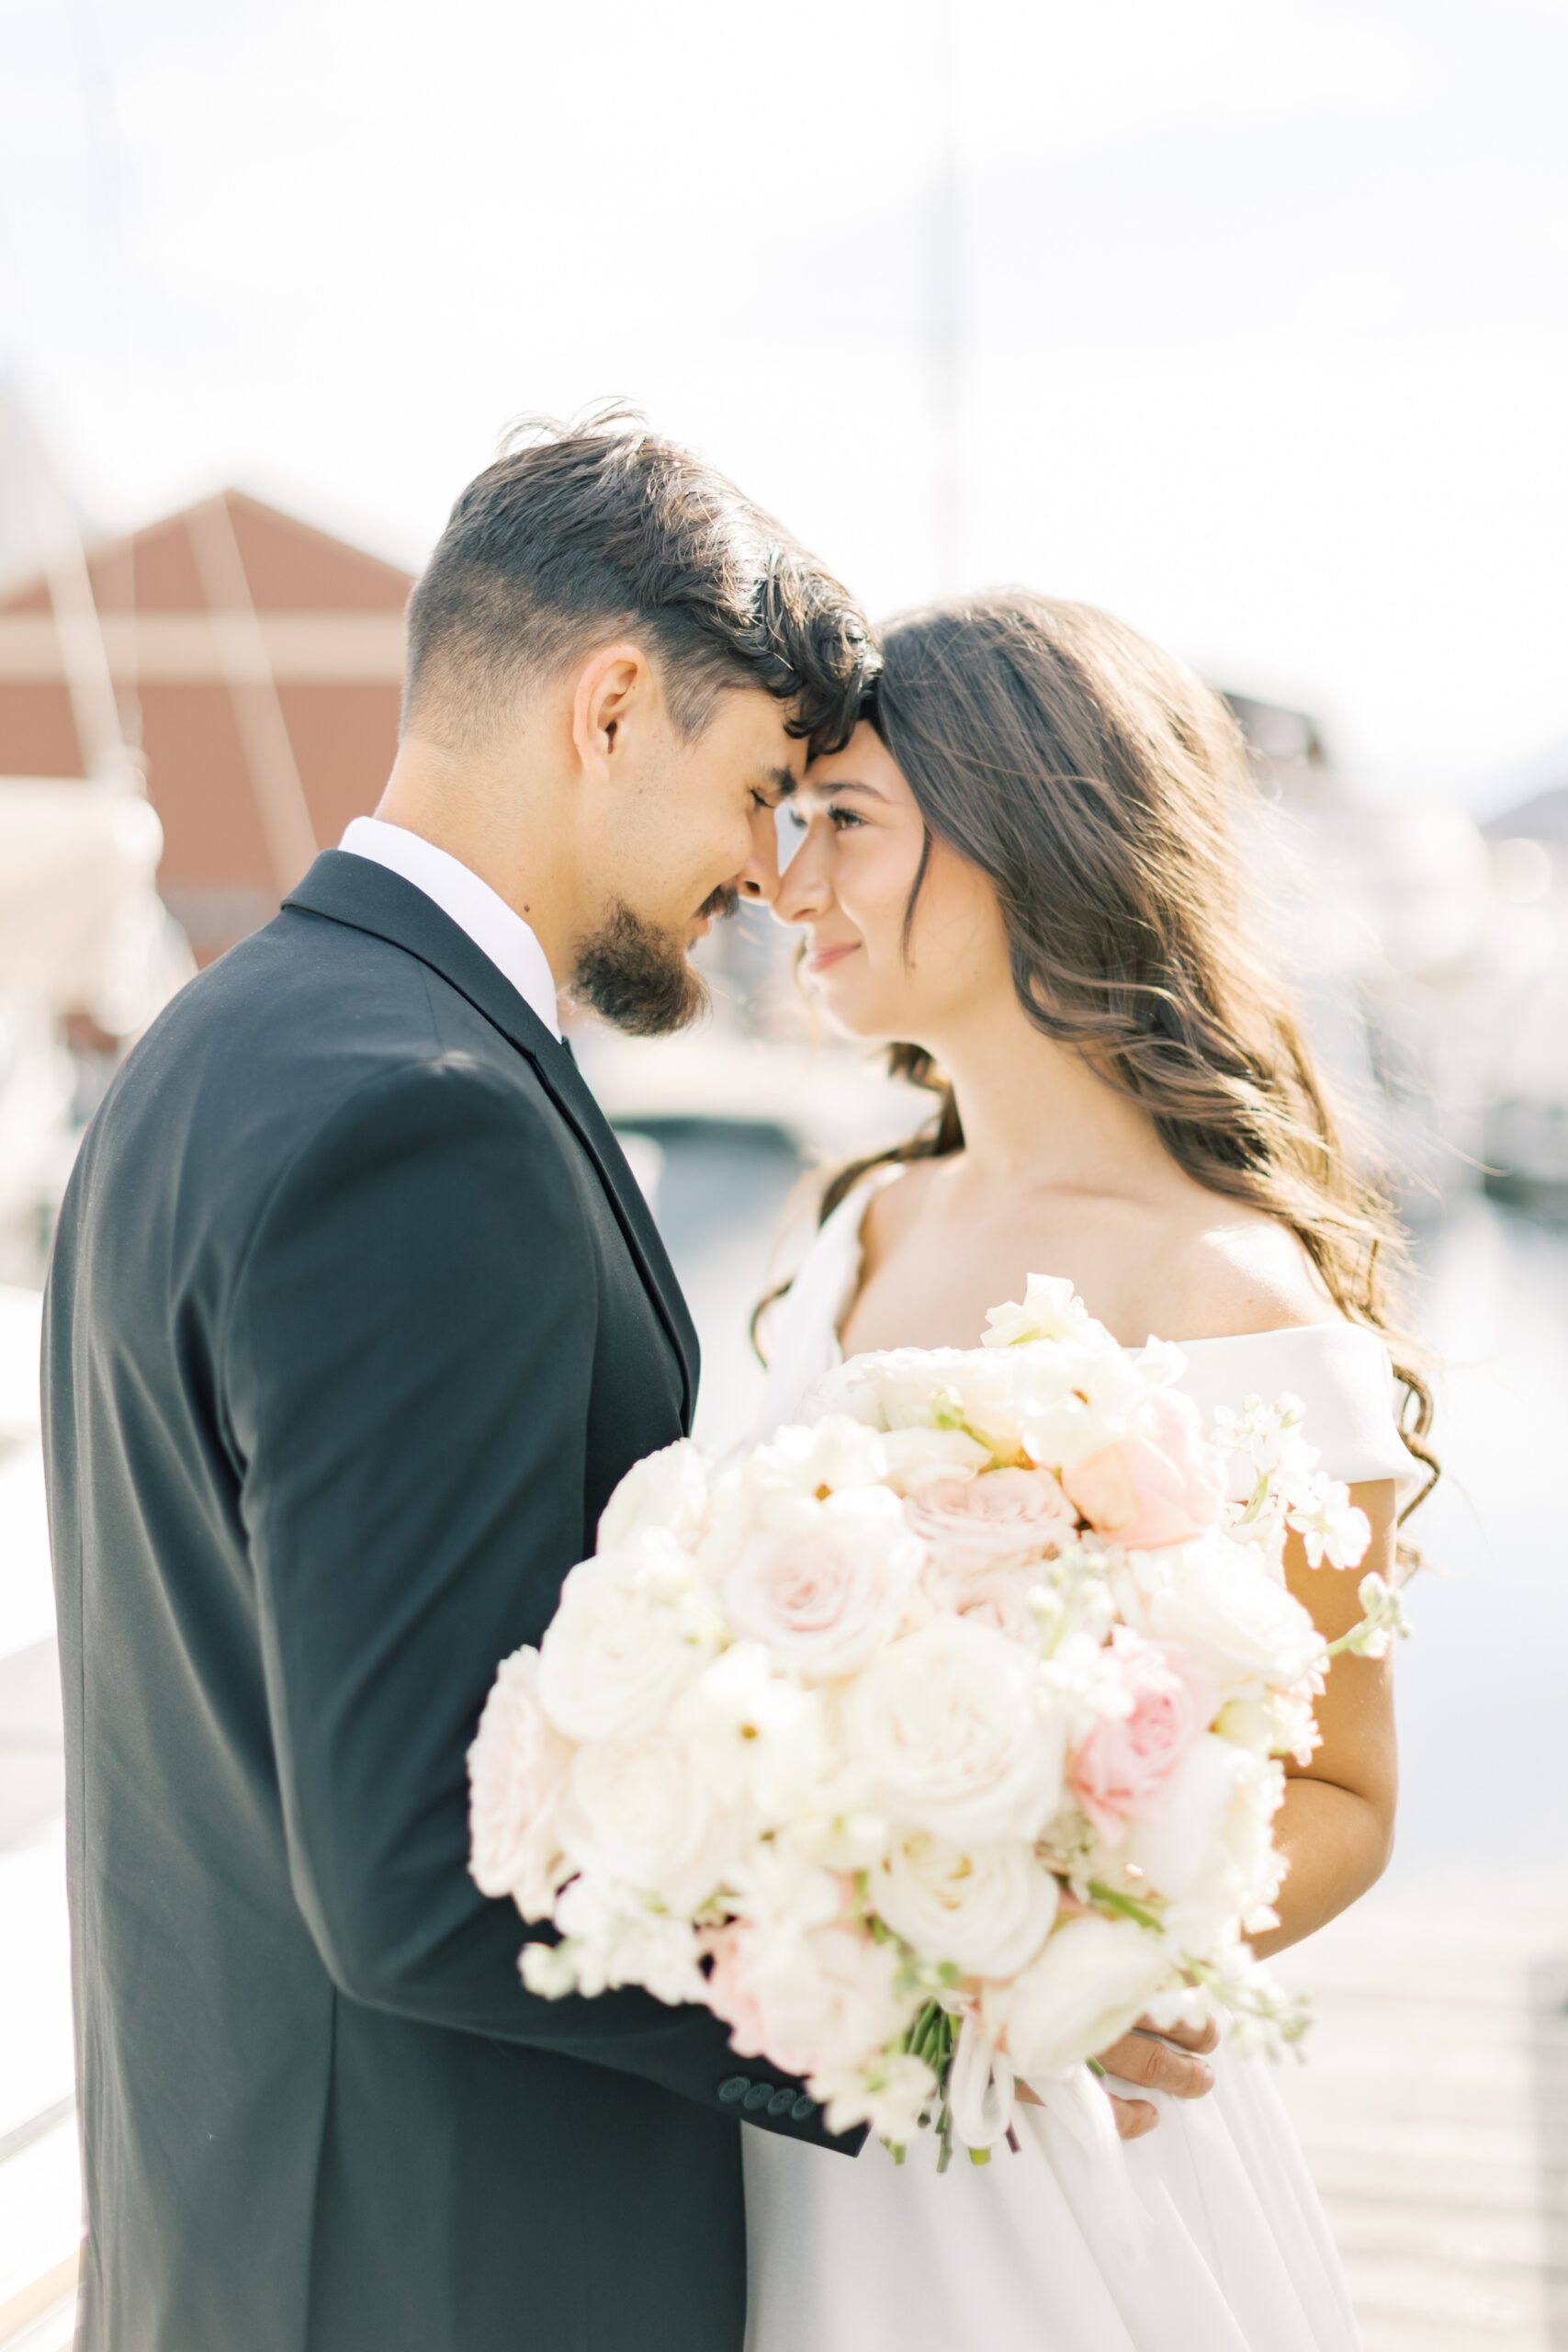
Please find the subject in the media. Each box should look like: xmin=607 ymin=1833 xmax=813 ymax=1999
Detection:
xmin=772 ymin=721 xmax=1010 ymax=1045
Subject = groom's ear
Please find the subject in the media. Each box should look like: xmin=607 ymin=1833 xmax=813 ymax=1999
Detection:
xmin=570 ymin=641 xmax=656 ymax=787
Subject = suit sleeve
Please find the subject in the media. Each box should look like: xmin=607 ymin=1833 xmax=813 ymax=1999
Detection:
xmin=224 ymin=1054 xmax=863 ymax=2152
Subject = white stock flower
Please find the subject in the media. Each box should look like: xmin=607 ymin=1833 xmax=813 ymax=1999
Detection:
xmin=558 ymin=1733 xmax=740 ymax=1912
xmin=548 ymin=1874 xmax=707 ymax=2005
xmin=814 ymin=2050 xmax=936 ymax=2143
xmin=983 ymin=1912 xmax=1172 ymax=2077
xmin=467 ymin=1645 xmax=573 ymax=1921
xmin=844 ymin=1620 xmax=1066 ymax=1844
xmin=1288 ymin=1479 xmax=1372 ymax=1571
xmin=720 ymin=1489 xmax=922 ymax=1682
xmin=873 ymin=1830 xmax=1060 ymax=1977
xmin=982 ymin=1273 xmax=1093 ymax=1349
xmin=597 ymin=1438 xmax=710 ymax=1552
xmin=1115 ymin=1534 xmax=1325 ymax=1696
xmin=537 ymin=1544 xmax=716 ymax=1742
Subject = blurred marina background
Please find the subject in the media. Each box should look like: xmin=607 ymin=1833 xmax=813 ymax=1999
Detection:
xmin=2 ymin=0 xmax=1566 ymax=2343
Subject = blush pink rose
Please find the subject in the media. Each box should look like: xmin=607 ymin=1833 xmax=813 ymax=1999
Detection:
xmin=903 ymin=1466 xmax=1078 ymax=1573
xmin=1069 ymin=1628 xmax=1218 ymax=1845
xmin=720 ymin=1501 xmax=920 ymax=1681
xmin=1062 ymin=1390 xmax=1226 ymax=1550
xmin=704 ymin=1924 xmax=808 ymax=2071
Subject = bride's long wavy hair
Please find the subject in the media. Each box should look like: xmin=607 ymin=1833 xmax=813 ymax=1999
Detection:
xmin=757 ymin=590 xmax=1438 ymax=1558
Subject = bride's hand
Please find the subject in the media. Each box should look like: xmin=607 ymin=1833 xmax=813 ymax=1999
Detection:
xmin=1010 ymin=2015 xmax=1219 ymax=2140
xmin=1094 ymin=2014 xmax=1220 ymax=2140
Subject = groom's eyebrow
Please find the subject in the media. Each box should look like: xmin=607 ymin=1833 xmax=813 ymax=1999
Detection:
xmin=756 ymin=764 xmax=801 ymax=802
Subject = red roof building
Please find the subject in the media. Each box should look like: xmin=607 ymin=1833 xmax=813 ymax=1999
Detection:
xmin=0 ymin=491 xmax=413 ymax=962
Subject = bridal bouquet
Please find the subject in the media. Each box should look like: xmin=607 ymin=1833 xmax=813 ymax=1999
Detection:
xmin=468 ymin=1277 xmax=1409 ymax=2165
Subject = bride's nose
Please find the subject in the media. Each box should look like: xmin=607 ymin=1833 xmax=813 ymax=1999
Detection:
xmin=771 ymin=831 xmax=831 ymax=926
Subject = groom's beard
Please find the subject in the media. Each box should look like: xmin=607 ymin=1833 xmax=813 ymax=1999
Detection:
xmin=570 ymin=887 xmax=739 ymax=1038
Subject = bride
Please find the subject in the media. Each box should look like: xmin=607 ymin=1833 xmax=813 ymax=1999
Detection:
xmin=743 ymin=592 xmax=1434 ymax=2352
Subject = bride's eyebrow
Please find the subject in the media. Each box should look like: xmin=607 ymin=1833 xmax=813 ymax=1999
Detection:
xmin=803 ymin=777 xmax=886 ymax=800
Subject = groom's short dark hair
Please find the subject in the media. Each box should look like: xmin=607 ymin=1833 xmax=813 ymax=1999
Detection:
xmin=403 ymin=405 xmax=874 ymax=756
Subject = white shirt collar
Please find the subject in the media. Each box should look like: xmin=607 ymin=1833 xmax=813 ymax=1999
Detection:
xmin=339 ymin=816 xmax=561 ymax=1041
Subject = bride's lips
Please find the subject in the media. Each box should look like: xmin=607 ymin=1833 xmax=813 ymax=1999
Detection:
xmin=806 ymin=942 xmax=859 ymax=975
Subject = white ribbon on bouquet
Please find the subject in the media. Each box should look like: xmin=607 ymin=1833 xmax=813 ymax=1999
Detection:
xmin=950 ymin=2016 xmax=1148 ymax=2263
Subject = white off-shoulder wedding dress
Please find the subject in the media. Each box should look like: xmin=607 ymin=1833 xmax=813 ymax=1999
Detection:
xmin=743 ymin=1170 xmax=1426 ymax=2352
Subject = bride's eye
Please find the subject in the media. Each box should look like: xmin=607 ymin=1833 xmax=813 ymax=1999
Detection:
xmin=784 ymin=806 xmax=808 ymax=833
xmin=826 ymin=804 xmax=864 ymax=831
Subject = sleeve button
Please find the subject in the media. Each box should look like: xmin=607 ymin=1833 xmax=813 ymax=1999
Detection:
xmin=768 ymin=2087 xmax=795 ymax=2117
xmin=790 ymin=2094 xmax=817 ymax=2122
xmin=717 ymin=2075 xmax=750 ymax=2107
xmin=742 ymin=2082 xmax=773 ymax=2113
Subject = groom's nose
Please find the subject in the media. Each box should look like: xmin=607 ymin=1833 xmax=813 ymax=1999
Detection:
xmin=736 ymin=802 xmax=783 ymax=904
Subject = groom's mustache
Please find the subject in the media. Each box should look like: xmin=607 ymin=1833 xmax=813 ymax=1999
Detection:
xmin=696 ymin=884 xmax=741 ymax=923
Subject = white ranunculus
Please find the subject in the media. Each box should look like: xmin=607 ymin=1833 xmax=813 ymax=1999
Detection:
xmin=745 ymin=1415 xmax=889 ymax=1510
xmin=844 ymin=1620 xmax=1066 ymax=1843
xmin=983 ymin=1912 xmax=1173 ymax=2076
xmin=467 ymin=1645 xmax=573 ymax=1921
xmin=804 ymin=1346 xmax=1034 ymax=1464
xmin=1123 ymin=1736 xmax=1287 ymax=1951
xmin=1015 ymin=1343 xmax=1156 ymax=1479
xmin=982 ymin=1273 xmax=1094 ymax=1349
xmin=558 ymin=1732 xmax=740 ymax=1913
xmin=1114 ymin=1534 xmax=1325 ymax=1696
xmin=873 ymin=1830 xmax=1059 ymax=1977
xmin=671 ymin=1641 xmax=837 ymax=1820
xmin=720 ymin=1489 xmax=922 ymax=1682
xmin=597 ymin=1438 xmax=710 ymax=1553
xmin=879 ymin=1426 xmax=994 ymax=1493
xmin=537 ymin=1544 xmax=717 ymax=1742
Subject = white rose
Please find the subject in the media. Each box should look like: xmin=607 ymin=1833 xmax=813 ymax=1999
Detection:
xmin=537 ymin=1544 xmax=716 ymax=1742
xmin=844 ymin=1620 xmax=1066 ymax=1843
xmin=983 ymin=1912 xmax=1173 ymax=2076
xmin=873 ymin=1830 xmax=1059 ymax=1977
xmin=467 ymin=1645 xmax=573 ymax=1920
xmin=1114 ymin=1535 xmax=1324 ymax=1695
xmin=597 ymin=1438 xmax=709 ymax=1552
xmin=558 ymin=1732 xmax=740 ymax=1912
xmin=1123 ymin=1736 xmax=1286 ymax=1950
xmin=752 ymin=1923 xmax=917 ymax=2080
xmin=720 ymin=1490 xmax=922 ymax=1682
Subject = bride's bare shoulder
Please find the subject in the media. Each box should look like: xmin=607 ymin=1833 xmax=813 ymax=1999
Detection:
xmin=1127 ymin=1200 xmax=1339 ymax=1345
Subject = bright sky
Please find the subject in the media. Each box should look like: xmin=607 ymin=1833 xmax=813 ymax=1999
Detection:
xmin=2 ymin=0 xmax=1563 ymax=811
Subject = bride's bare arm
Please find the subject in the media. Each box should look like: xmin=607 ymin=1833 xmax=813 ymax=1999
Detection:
xmin=1247 ymin=1479 xmax=1400 ymax=1961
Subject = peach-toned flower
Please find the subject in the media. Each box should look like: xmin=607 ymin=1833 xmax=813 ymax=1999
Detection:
xmin=1063 ymin=1389 xmax=1226 ymax=1551
xmin=1068 ymin=1628 xmax=1217 ymax=1845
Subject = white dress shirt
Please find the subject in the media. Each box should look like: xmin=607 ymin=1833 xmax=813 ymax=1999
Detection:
xmin=339 ymin=816 xmax=561 ymax=1041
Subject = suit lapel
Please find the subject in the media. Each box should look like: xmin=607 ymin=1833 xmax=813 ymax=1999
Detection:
xmin=284 ymin=852 xmax=699 ymax=1429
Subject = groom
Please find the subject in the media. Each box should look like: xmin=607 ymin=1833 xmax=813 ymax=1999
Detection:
xmin=41 ymin=414 xmax=876 ymax=2352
